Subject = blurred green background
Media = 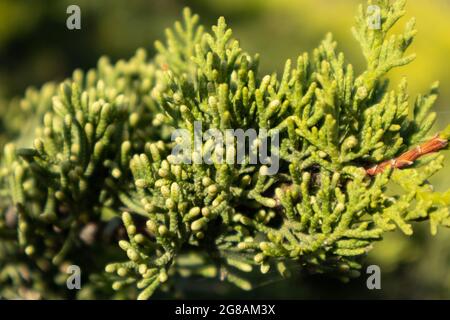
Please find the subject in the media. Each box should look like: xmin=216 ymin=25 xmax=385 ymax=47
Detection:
xmin=0 ymin=0 xmax=449 ymax=299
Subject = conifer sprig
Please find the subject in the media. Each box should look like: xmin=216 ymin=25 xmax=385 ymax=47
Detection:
xmin=0 ymin=0 xmax=449 ymax=299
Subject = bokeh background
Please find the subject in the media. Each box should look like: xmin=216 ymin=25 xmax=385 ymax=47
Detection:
xmin=0 ymin=0 xmax=449 ymax=299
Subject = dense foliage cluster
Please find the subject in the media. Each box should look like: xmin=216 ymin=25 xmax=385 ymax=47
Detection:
xmin=0 ymin=0 xmax=449 ymax=299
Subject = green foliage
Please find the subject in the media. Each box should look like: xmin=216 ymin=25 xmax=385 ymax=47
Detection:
xmin=0 ymin=0 xmax=449 ymax=299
